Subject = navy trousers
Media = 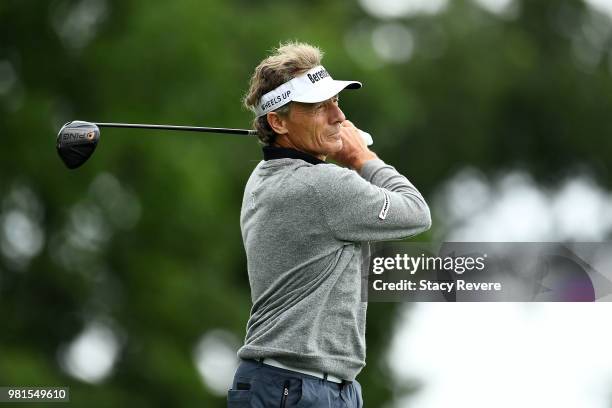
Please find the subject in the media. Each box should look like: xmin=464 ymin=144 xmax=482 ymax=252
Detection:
xmin=227 ymin=359 xmax=363 ymax=408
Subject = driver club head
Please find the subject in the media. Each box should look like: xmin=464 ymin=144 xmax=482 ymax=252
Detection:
xmin=56 ymin=121 xmax=100 ymax=169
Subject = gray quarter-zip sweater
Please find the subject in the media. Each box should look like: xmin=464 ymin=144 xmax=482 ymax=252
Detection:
xmin=238 ymin=147 xmax=431 ymax=381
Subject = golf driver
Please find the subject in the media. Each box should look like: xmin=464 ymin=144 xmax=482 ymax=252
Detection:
xmin=56 ymin=120 xmax=374 ymax=169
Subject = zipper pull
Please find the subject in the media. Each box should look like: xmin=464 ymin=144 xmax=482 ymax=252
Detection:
xmin=280 ymin=381 xmax=290 ymax=408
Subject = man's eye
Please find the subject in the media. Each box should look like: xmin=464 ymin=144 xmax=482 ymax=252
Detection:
xmin=310 ymin=97 xmax=338 ymax=113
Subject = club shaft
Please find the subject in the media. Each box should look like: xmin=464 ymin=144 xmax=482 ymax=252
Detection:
xmin=94 ymin=122 xmax=257 ymax=136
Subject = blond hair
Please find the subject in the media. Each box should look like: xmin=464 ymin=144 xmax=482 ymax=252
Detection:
xmin=243 ymin=41 xmax=323 ymax=145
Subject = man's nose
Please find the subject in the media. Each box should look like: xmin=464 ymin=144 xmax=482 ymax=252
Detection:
xmin=330 ymin=103 xmax=346 ymax=124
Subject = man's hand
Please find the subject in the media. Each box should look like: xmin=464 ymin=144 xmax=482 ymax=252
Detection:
xmin=329 ymin=120 xmax=378 ymax=171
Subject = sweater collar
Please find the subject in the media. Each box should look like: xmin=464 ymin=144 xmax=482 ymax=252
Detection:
xmin=262 ymin=146 xmax=325 ymax=165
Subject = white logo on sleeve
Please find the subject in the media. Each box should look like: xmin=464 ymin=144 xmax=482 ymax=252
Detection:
xmin=379 ymin=191 xmax=390 ymax=220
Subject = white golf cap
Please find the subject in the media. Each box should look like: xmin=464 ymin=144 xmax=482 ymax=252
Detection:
xmin=254 ymin=65 xmax=361 ymax=117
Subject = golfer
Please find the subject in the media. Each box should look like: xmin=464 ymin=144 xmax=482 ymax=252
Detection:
xmin=228 ymin=42 xmax=431 ymax=407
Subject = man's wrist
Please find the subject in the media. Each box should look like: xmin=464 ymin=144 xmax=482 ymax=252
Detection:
xmin=351 ymin=151 xmax=378 ymax=171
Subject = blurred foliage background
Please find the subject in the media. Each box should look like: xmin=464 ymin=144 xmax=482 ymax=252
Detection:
xmin=1 ymin=0 xmax=612 ymax=406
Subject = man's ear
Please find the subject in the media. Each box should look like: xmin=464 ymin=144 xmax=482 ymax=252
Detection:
xmin=267 ymin=112 xmax=289 ymax=135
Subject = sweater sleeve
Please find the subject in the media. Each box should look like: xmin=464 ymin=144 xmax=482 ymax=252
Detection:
xmin=310 ymin=159 xmax=431 ymax=242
